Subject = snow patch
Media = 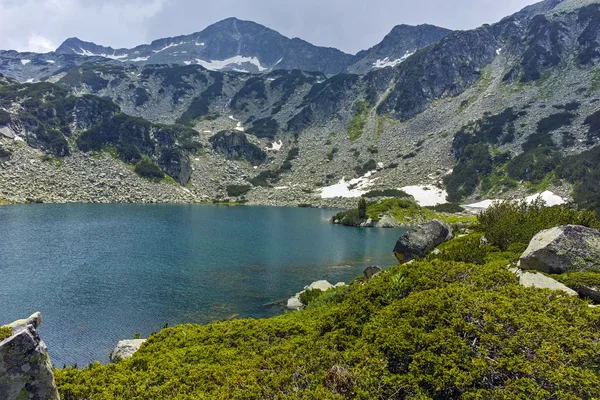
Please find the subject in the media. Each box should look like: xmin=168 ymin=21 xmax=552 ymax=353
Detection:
xmin=525 ymin=191 xmax=566 ymax=207
xmin=320 ymin=171 xmax=378 ymax=199
xmin=26 ymin=78 xmax=34 ymax=83
xmin=496 ymin=48 xmax=503 ymax=55
xmin=46 ymin=60 xmax=55 ymax=64
xmin=195 ymin=42 xmax=205 ymax=46
xmin=463 ymin=191 xmax=566 ymax=213
xmin=232 ymin=68 xmax=249 ymax=73
xmin=373 ymin=51 xmax=414 ymax=69
xmin=152 ymin=42 xmax=183 ymax=53
xmin=203 ymin=130 xmax=212 ymax=133
xmin=21 ymin=59 xmax=31 ymax=65
xmin=196 ymin=55 xmax=267 ymax=72
xmin=73 ymin=48 xmax=129 ymax=60
xmin=128 ymin=56 xmax=149 ymax=62
xmin=235 ymin=122 xmax=244 ymax=132
xmin=266 ymin=140 xmax=283 ymax=151
xmin=184 ymin=61 xmax=192 ymax=65
xmin=400 ymin=185 xmax=448 ymax=207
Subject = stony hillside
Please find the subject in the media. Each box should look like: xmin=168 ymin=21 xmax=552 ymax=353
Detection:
xmin=346 ymin=24 xmax=452 ymax=74
xmin=1 ymin=0 xmax=600 ymax=213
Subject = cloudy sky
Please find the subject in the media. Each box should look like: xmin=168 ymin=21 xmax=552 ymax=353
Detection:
xmin=1 ymin=0 xmax=539 ymax=55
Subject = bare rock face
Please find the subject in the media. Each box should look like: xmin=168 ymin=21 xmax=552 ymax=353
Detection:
xmin=109 ymin=339 xmax=147 ymax=363
xmin=520 ymin=225 xmax=600 ymax=274
xmin=0 ymin=313 xmax=60 ymax=400
xmin=393 ymin=220 xmax=453 ymax=263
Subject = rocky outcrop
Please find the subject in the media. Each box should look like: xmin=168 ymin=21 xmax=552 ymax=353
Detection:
xmin=393 ymin=220 xmax=453 ymax=263
xmin=209 ymin=131 xmax=267 ymax=166
xmin=109 ymin=339 xmax=147 ymax=363
xmin=520 ymin=225 xmax=600 ymax=274
xmin=286 ymin=280 xmax=345 ymax=311
xmin=0 ymin=313 xmax=60 ymax=400
xmin=363 ymin=266 xmax=382 ymax=280
xmin=509 ymin=268 xmax=579 ymax=297
xmin=376 ymin=215 xmax=402 ymax=228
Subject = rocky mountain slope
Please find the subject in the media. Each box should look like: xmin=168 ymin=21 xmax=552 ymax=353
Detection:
xmin=1 ymin=19 xmax=451 ymax=82
xmin=346 ymin=24 xmax=452 ymax=74
xmin=1 ymin=0 xmax=600 ymax=213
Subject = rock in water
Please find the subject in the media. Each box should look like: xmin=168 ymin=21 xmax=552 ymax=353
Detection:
xmin=364 ymin=266 xmax=382 ymax=280
xmin=520 ymin=225 xmax=600 ymax=274
xmin=110 ymin=339 xmax=147 ymax=363
xmin=0 ymin=313 xmax=60 ymax=400
xmin=393 ymin=220 xmax=453 ymax=263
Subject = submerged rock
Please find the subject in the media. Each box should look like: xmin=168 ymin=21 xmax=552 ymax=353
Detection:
xmin=110 ymin=339 xmax=147 ymax=363
xmin=0 ymin=313 xmax=60 ymax=400
xmin=286 ymin=280 xmax=343 ymax=311
xmin=393 ymin=220 xmax=453 ymax=263
xmin=520 ymin=225 xmax=600 ymax=274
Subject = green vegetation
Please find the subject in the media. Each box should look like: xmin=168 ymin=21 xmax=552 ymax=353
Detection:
xmin=232 ymin=77 xmax=267 ymax=109
xmin=354 ymin=159 xmax=377 ymax=176
xmin=0 ymin=146 xmax=12 ymax=159
xmin=249 ymin=148 xmax=299 ymax=187
xmin=334 ymin=198 xmax=475 ymax=226
xmin=246 ymin=117 xmax=279 ymax=139
xmin=347 ymin=100 xmax=369 ymax=142
xmin=0 ymin=326 xmax=12 ymax=341
xmin=362 ymin=189 xmax=410 ymax=199
xmin=134 ymin=88 xmax=150 ymax=107
xmin=357 ymin=198 xmax=367 ymax=219
xmin=477 ymin=200 xmax=600 ymax=250
xmin=55 ymin=203 xmax=600 ymax=398
xmin=226 ymin=185 xmax=252 ymax=197
xmin=134 ymin=157 xmax=165 ymax=181
xmin=426 ymin=202 xmax=465 ymax=213
xmin=58 ymin=65 xmax=110 ymax=91
xmin=326 ymin=147 xmax=338 ymax=161
xmin=176 ymin=76 xmax=223 ymax=126
xmin=298 ymin=288 xmax=326 ymax=306
xmin=554 ymin=272 xmax=600 ymax=292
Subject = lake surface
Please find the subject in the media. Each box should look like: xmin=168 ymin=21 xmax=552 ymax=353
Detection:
xmin=0 ymin=204 xmax=405 ymax=366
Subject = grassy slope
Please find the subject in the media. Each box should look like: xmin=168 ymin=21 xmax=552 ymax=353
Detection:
xmin=55 ymin=203 xmax=600 ymax=399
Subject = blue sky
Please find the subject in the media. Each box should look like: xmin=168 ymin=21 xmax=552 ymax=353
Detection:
xmin=0 ymin=0 xmax=539 ymax=54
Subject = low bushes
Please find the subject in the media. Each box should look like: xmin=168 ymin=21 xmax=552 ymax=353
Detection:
xmin=226 ymin=185 xmax=251 ymax=197
xmin=134 ymin=157 xmax=164 ymax=180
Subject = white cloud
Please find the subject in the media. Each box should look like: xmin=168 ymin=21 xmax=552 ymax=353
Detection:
xmin=0 ymin=0 xmax=170 ymax=52
xmin=25 ymin=35 xmax=56 ymax=53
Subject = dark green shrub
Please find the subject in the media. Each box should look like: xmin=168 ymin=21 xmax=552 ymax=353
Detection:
xmin=134 ymin=88 xmax=150 ymax=107
xmin=426 ymin=203 xmax=465 ymax=213
xmin=537 ymin=112 xmax=576 ymax=134
xmin=246 ymin=118 xmax=279 ymax=139
xmin=226 ymin=185 xmax=251 ymax=197
xmin=299 ymin=288 xmax=326 ymax=306
xmin=354 ymin=159 xmax=377 ymax=176
xmin=363 ymin=189 xmax=410 ymax=199
xmin=358 ymin=198 xmax=367 ymax=219
xmin=134 ymin=157 xmax=164 ymax=180
xmin=478 ymin=200 xmax=600 ymax=250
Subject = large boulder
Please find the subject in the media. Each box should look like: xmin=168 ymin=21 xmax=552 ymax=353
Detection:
xmin=520 ymin=225 xmax=600 ymax=274
xmin=0 ymin=313 xmax=60 ymax=400
xmin=393 ymin=220 xmax=454 ymax=263
xmin=109 ymin=339 xmax=147 ymax=363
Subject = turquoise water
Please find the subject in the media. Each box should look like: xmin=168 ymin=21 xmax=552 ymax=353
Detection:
xmin=0 ymin=204 xmax=405 ymax=366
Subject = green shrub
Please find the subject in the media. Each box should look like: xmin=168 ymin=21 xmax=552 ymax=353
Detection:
xmin=536 ymin=112 xmax=576 ymax=134
xmin=358 ymin=198 xmax=367 ymax=219
xmin=477 ymin=200 xmax=600 ymax=250
xmin=354 ymin=159 xmax=377 ymax=176
xmin=246 ymin=118 xmax=279 ymax=139
xmin=426 ymin=203 xmax=465 ymax=213
xmin=134 ymin=88 xmax=150 ymax=107
xmin=299 ymin=288 xmax=326 ymax=306
xmin=0 ymin=326 xmax=12 ymax=341
xmin=347 ymin=100 xmax=369 ymax=142
xmin=226 ymin=185 xmax=251 ymax=197
xmin=363 ymin=189 xmax=410 ymax=199
xmin=54 ymin=258 xmax=600 ymax=399
xmin=134 ymin=157 xmax=164 ymax=180
xmin=0 ymin=146 xmax=12 ymax=159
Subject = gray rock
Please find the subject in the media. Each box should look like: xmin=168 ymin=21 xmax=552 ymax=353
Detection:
xmin=364 ymin=266 xmax=382 ymax=280
xmin=520 ymin=225 xmax=600 ymax=274
xmin=509 ymin=268 xmax=578 ymax=296
xmin=109 ymin=339 xmax=147 ymax=363
xmin=393 ymin=220 xmax=454 ymax=263
xmin=376 ymin=214 xmax=401 ymax=228
xmin=572 ymin=285 xmax=600 ymax=304
xmin=0 ymin=313 xmax=60 ymax=400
